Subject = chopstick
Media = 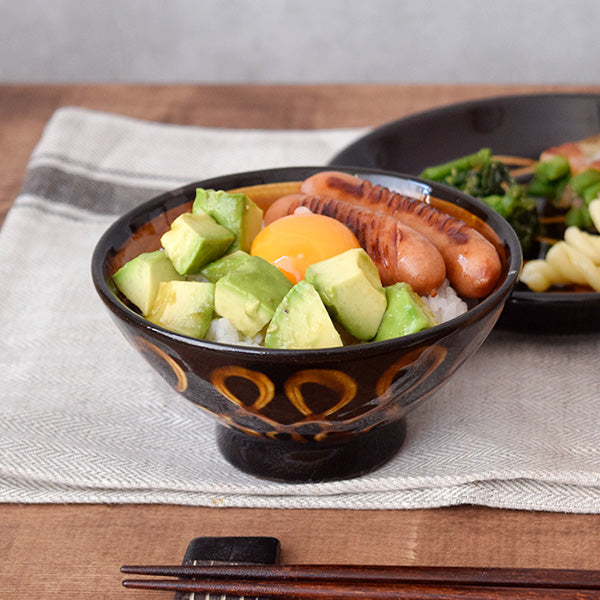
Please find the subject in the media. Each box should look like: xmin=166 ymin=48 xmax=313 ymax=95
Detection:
xmin=120 ymin=564 xmax=600 ymax=599
xmin=121 ymin=579 xmax=600 ymax=600
xmin=121 ymin=563 xmax=600 ymax=588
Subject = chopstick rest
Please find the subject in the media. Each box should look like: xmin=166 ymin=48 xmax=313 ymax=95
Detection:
xmin=168 ymin=536 xmax=280 ymax=600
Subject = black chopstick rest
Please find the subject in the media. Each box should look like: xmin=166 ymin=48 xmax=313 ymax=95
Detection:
xmin=174 ymin=536 xmax=281 ymax=600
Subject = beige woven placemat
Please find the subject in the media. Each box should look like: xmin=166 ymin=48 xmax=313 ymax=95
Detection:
xmin=1 ymin=106 xmax=599 ymax=512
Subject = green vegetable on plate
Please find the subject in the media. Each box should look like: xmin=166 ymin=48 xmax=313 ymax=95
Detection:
xmin=420 ymin=148 xmax=540 ymax=254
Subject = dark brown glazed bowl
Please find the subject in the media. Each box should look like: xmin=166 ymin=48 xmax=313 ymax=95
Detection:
xmin=91 ymin=166 xmax=522 ymax=483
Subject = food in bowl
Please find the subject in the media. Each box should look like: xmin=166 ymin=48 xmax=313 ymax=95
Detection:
xmin=111 ymin=171 xmax=503 ymax=350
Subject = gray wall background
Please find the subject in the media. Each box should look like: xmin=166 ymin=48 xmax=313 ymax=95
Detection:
xmin=2 ymin=0 xmax=599 ymax=84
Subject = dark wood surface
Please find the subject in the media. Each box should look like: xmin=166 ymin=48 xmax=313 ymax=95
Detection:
xmin=3 ymin=83 xmax=600 ymax=599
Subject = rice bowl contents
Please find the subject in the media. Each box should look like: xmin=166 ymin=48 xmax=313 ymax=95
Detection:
xmin=199 ymin=278 xmax=467 ymax=347
xmin=110 ymin=174 xmax=493 ymax=349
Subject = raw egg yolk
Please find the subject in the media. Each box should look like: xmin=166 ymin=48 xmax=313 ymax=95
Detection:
xmin=250 ymin=213 xmax=360 ymax=284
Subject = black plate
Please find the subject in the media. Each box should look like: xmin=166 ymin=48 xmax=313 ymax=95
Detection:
xmin=330 ymin=93 xmax=600 ymax=334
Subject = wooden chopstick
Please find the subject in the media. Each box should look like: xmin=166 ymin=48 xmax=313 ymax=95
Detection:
xmin=121 ymin=577 xmax=600 ymax=600
xmin=120 ymin=563 xmax=600 ymax=589
xmin=120 ymin=564 xmax=600 ymax=598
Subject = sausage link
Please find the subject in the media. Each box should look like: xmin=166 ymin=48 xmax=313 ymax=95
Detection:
xmin=301 ymin=171 xmax=502 ymax=298
xmin=264 ymin=193 xmax=446 ymax=296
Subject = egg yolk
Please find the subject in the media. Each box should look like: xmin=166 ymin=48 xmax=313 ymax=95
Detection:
xmin=250 ymin=213 xmax=361 ymax=283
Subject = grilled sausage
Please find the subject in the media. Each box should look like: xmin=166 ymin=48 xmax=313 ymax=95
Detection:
xmin=264 ymin=193 xmax=446 ymax=296
xmin=300 ymin=171 xmax=501 ymax=298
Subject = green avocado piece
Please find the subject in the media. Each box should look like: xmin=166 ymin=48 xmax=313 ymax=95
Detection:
xmin=305 ymin=248 xmax=387 ymax=340
xmin=148 ymin=280 xmax=215 ymax=338
xmin=264 ymin=280 xmax=343 ymax=349
xmin=373 ymin=282 xmax=438 ymax=342
xmin=193 ymin=188 xmax=263 ymax=252
xmin=112 ymin=249 xmax=184 ymax=316
xmin=214 ymin=256 xmax=293 ymax=338
xmin=201 ymin=250 xmax=251 ymax=283
xmin=160 ymin=212 xmax=235 ymax=275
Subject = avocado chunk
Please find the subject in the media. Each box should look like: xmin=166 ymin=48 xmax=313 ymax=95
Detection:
xmin=201 ymin=250 xmax=251 ymax=283
xmin=193 ymin=188 xmax=263 ymax=252
xmin=214 ymin=256 xmax=293 ymax=337
xmin=265 ymin=280 xmax=343 ymax=349
xmin=112 ymin=249 xmax=184 ymax=315
xmin=305 ymin=248 xmax=387 ymax=340
xmin=148 ymin=280 xmax=215 ymax=338
xmin=373 ymin=282 xmax=438 ymax=342
xmin=160 ymin=212 xmax=235 ymax=275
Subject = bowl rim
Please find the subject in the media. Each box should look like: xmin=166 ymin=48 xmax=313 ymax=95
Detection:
xmin=91 ymin=165 xmax=522 ymax=359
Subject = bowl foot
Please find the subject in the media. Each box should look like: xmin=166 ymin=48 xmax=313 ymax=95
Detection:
xmin=216 ymin=419 xmax=407 ymax=483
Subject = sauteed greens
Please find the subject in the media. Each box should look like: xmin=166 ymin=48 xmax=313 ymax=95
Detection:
xmin=420 ymin=148 xmax=539 ymax=254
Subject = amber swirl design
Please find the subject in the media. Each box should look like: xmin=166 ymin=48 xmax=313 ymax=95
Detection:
xmin=134 ymin=337 xmax=188 ymax=392
xmin=375 ymin=345 xmax=448 ymax=404
xmin=284 ymin=368 xmax=356 ymax=441
xmin=284 ymin=369 xmax=357 ymax=417
xmin=210 ymin=365 xmax=275 ymax=410
xmin=209 ymin=351 xmax=448 ymax=441
xmin=209 ymin=366 xmax=359 ymax=440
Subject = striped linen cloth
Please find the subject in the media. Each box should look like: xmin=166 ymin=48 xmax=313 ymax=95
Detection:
xmin=1 ymin=106 xmax=600 ymax=512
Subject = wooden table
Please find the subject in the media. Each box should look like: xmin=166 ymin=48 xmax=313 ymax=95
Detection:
xmin=3 ymin=83 xmax=600 ymax=598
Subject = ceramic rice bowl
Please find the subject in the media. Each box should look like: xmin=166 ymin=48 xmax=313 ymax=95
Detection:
xmin=91 ymin=166 xmax=521 ymax=483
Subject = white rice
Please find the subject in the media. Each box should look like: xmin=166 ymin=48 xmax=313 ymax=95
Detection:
xmin=205 ymin=317 xmax=264 ymax=347
xmin=423 ymin=279 xmax=468 ymax=324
